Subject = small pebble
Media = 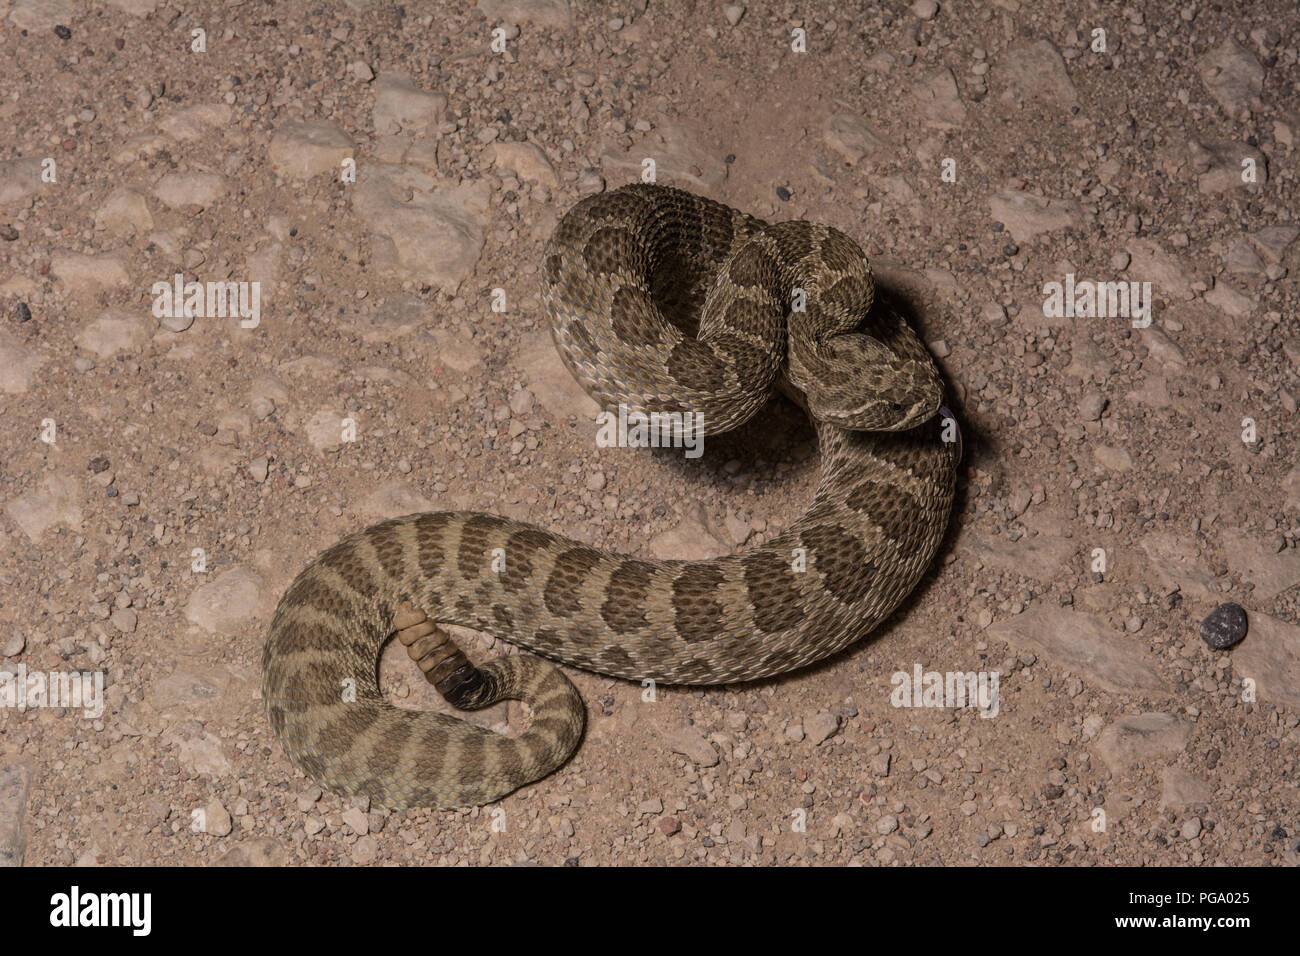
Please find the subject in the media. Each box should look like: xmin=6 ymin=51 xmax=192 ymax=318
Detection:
xmin=1 ymin=631 xmax=24 ymax=657
xmin=1199 ymin=602 xmax=1248 ymax=650
xmin=1079 ymin=392 xmax=1106 ymax=421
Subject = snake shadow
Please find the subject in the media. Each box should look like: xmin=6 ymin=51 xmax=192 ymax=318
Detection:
xmin=637 ymin=282 xmax=992 ymax=691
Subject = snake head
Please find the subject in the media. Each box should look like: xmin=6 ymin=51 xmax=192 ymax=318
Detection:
xmin=792 ymin=331 xmax=943 ymax=432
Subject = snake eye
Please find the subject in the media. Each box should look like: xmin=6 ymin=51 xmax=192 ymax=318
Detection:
xmin=890 ymin=402 xmax=904 ymax=412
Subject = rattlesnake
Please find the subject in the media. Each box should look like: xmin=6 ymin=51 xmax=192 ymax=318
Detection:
xmin=262 ymin=183 xmax=958 ymax=809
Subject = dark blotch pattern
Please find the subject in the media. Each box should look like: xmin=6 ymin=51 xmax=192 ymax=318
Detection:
xmin=801 ymin=522 xmax=877 ymax=605
xmin=846 ymin=479 xmax=924 ymax=546
xmin=272 ymin=621 xmax=333 ymax=656
xmin=665 ymin=339 xmax=729 ymax=393
xmin=697 ymin=209 xmax=736 ymax=265
xmin=452 ymin=735 xmax=487 ymax=787
xmin=596 ymin=643 xmax=636 ymax=672
xmin=457 ymin=514 xmax=503 ymax=580
xmin=610 ymin=284 xmax=664 ymax=347
xmin=583 ymin=226 xmax=642 ymax=279
xmin=281 ymin=573 xmax=348 ymax=621
xmin=530 ymin=627 xmax=564 ymax=652
xmin=319 ymin=541 xmax=378 ymax=599
xmin=544 ymin=547 xmax=603 ymax=617
xmin=365 ymin=718 xmax=412 ymax=778
xmin=742 ymin=549 xmax=806 ymax=633
xmin=777 ymin=221 xmax=817 ymax=261
xmin=672 ymin=563 xmax=726 ymax=643
xmin=365 ymin=520 xmax=407 ymax=582
xmin=713 ymin=330 xmax=777 ymax=390
xmin=727 ymin=241 xmax=777 ymax=288
xmin=601 ymin=559 xmax=656 ymax=633
xmin=594 ymin=187 xmax=647 ymax=223
xmin=318 ymin=706 xmax=379 ymax=761
xmin=822 ymin=271 xmax=873 ymax=318
xmin=817 ymin=228 xmax=866 ymax=273
xmin=500 ymin=527 xmax=554 ymax=592
xmin=413 ymin=512 xmax=453 ymax=574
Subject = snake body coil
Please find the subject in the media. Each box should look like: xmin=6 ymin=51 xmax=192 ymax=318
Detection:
xmin=262 ymin=184 xmax=957 ymax=808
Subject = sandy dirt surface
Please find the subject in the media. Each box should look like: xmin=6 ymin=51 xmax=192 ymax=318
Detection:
xmin=0 ymin=0 xmax=1297 ymax=866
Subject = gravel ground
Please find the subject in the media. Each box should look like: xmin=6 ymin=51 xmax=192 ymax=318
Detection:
xmin=0 ymin=0 xmax=1297 ymax=866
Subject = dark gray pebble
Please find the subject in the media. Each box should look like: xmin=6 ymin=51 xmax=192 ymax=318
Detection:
xmin=1199 ymin=602 xmax=1248 ymax=650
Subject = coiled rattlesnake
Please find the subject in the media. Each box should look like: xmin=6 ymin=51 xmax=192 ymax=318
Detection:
xmin=262 ymin=184 xmax=958 ymax=808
